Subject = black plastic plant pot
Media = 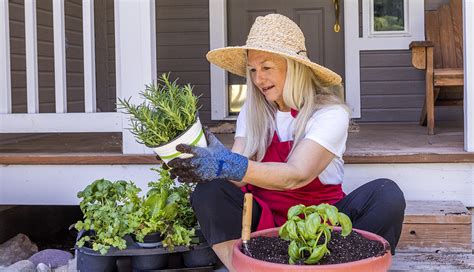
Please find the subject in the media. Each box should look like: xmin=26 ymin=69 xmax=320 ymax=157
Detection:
xmin=132 ymin=232 xmax=163 ymax=248
xmin=76 ymin=247 xmax=116 ymax=272
xmin=191 ymin=228 xmax=207 ymax=244
xmin=182 ymin=245 xmax=218 ymax=268
xmin=131 ymin=254 xmax=169 ymax=270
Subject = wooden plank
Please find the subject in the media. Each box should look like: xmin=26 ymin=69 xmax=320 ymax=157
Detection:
xmin=398 ymin=223 xmax=471 ymax=253
xmin=157 ymin=58 xmax=209 ymax=72
xmin=438 ymin=5 xmax=457 ymax=68
xmin=434 ymin=68 xmax=464 ymax=86
xmin=361 ymin=81 xmax=425 ymax=95
xmin=157 ymin=45 xmax=209 ymax=59
xmin=157 ymin=0 xmax=208 ymax=6
xmin=411 ymin=47 xmax=426 ymax=69
xmin=156 ymin=6 xmax=208 ymax=19
xmin=4 ymin=150 xmax=474 ymax=165
xmin=344 ymin=153 xmax=474 ymax=164
xmin=434 ymin=77 xmax=464 ymax=86
xmin=425 ymin=11 xmax=443 ymax=68
xmin=450 ymin=0 xmax=463 ymax=68
xmin=156 ymin=32 xmax=209 ymax=46
xmin=360 ymin=67 xmax=425 ymax=81
xmin=361 ymin=95 xmax=424 ymax=109
xmin=404 ymin=200 xmax=471 ymax=224
xmin=360 ymin=108 xmax=422 ymax=122
xmin=155 ymin=19 xmax=208 ymax=32
xmin=390 ymin=252 xmax=474 ymax=271
xmin=156 ymin=71 xmax=210 ymax=85
xmin=360 ymin=50 xmax=413 ymax=67
xmin=426 ymin=47 xmax=435 ymax=134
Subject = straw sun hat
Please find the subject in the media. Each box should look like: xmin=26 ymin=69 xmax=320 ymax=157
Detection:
xmin=206 ymin=13 xmax=342 ymax=86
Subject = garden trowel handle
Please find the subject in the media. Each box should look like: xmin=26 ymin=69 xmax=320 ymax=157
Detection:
xmin=242 ymin=193 xmax=253 ymax=242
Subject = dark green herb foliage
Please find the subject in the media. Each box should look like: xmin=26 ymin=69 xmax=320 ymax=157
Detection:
xmin=132 ymin=168 xmax=197 ymax=251
xmin=75 ymin=179 xmax=142 ymax=255
xmin=278 ymin=203 xmax=352 ymax=265
xmin=117 ymin=73 xmax=201 ymax=147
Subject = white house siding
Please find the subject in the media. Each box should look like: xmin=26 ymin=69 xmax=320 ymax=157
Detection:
xmin=358 ymin=50 xmax=463 ymax=122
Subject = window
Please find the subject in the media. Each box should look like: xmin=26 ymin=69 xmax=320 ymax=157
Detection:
xmin=369 ymin=0 xmax=408 ymax=36
xmin=229 ymin=84 xmax=247 ymax=114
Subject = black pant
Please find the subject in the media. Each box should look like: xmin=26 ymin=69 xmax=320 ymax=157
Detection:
xmin=191 ymin=178 xmax=405 ymax=255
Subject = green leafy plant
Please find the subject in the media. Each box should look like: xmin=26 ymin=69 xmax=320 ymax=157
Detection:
xmin=278 ymin=203 xmax=353 ymax=265
xmin=117 ymin=73 xmax=200 ymax=147
xmin=130 ymin=168 xmax=197 ymax=251
xmin=75 ymin=179 xmax=142 ymax=255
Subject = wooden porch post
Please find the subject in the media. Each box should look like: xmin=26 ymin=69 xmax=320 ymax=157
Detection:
xmin=115 ymin=0 xmax=157 ymax=154
xmin=464 ymin=0 xmax=474 ymax=152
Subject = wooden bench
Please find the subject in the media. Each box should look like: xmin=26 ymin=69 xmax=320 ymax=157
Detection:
xmin=409 ymin=0 xmax=464 ymax=135
xmin=398 ymin=200 xmax=472 ymax=253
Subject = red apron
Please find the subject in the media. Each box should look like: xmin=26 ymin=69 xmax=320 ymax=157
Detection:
xmin=241 ymin=110 xmax=344 ymax=230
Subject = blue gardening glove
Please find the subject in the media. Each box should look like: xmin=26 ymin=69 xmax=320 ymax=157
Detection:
xmin=168 ymin=128 xmax=248 ymax=183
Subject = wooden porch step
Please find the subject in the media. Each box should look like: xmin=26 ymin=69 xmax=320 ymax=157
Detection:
xmin=398 ymin=200 xmax=472 ymax=253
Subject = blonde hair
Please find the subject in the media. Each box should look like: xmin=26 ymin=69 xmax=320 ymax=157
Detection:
xmin=242 ymin=56 xmax=348 ymax=161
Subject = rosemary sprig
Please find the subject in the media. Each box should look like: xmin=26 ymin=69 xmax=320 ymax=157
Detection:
xmin=117 ymin=73 xmax=201 ymax=147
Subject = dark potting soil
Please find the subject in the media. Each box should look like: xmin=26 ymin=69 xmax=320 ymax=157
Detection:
xmin=242 ymin=230 xmax=386 ymax=265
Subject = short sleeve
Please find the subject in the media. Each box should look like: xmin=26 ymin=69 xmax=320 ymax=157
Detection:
xmin=304 ymin=105 xmax=350 ymax=158
xmin=235 ymin=102 xmax=247 ymax=138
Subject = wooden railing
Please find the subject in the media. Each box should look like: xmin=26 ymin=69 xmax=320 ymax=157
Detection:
xmin=0 ymin=0 xmax=157 ymax=154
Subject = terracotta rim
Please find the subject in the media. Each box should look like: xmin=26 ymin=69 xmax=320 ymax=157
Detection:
xmin=233 ymin=227 xmax=391 ymax=269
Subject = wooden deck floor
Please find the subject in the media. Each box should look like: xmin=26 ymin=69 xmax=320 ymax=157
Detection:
xmin=1 ymin=123 xmax=473 ymax=164
xmin=390 ymin=252 xmax=474 ymax=271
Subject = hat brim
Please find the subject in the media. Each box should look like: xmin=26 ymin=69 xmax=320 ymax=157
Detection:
xmin=206 ymin=46 xmax=342 ymax=86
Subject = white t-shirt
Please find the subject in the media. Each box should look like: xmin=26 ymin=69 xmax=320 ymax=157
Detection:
xmin=235 ymin=104 xmax=350 ymax=185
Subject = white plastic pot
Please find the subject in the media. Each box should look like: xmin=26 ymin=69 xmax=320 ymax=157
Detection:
xmin=152 ymin=118 xmax=207 ymax=163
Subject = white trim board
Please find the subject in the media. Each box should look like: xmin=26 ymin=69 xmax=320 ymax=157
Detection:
xmin=115 ymin=0 xmax=156 ymax=154
xmin=24 ymin=0 xmax=39 ymax=114
xmin=464 ymin=0 xmax=474 ymax=152
xmin=53 ymin=0 xmax=67 ymax=113
xmin=0 ymin=0 xmax=11 ymax=114
xmin=0 ymin=112 xmax=122 ymax=133
xmin=1 ymin=163 xmax=472 ymax=205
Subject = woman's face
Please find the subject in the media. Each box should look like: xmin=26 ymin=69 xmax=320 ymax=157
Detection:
xmin=247 ymin=50 xmax=288 ymax=111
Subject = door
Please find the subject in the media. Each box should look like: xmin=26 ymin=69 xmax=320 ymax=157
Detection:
xmin=227 ymin=0 xmax=345 ymax=113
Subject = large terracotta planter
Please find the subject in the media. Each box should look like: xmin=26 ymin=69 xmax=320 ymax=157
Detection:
xmin=232 ymin=227 xmax=392 ymax=272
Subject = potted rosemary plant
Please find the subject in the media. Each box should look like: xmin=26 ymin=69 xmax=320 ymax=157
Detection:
xmin=118 ymin=72 xmax=206 ymax=163
xmin=232 ymin=203 xmax=392 ymax=271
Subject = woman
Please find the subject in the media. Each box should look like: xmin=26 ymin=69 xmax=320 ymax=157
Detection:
xmin=168 ymin=14 xmax=405 ymax=271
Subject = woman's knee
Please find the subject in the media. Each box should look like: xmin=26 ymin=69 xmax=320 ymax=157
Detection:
xmin=190 ymin=179 xmax=239 ymax=214
xmin=371 ymin=178 xmax=406 ymax=215
xmin=191 ymin=179 xmax=226 ymax=206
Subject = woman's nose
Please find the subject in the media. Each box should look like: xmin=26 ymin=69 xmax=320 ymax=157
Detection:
xmin=254 ymin=70 xmax=265 ymax=86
